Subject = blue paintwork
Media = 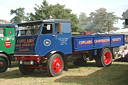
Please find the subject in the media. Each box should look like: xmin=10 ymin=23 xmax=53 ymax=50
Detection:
xmin=15 ymin=36 xmax=38 ymax=55
xmin=111 ymin=35 xmax=124 ymax=47
xmin=38 ymin=23 xmax=55 ymax=56
xmin=55 ymin=23 xmax=72 ymax=55
xmin=14 ymin=19 xmax=125 ymax=57
xmin=72 ymin=34 xmax=125 ymax=52
xmin=94 ymin=36 xmax=110 ymax=49
xmin=38 ymin=23 xmax=72 ymax=56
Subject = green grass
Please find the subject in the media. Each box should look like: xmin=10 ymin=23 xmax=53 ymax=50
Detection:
xmin=0 ymin=61 xmax=128 ymax=85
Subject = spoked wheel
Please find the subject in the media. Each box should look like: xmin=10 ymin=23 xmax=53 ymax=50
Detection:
xmin=18 ymin=61 xmax=35 ymax=75
xmin=47 ymin=53 xmax=64 ymax=77
xmin=0 ymin=54 xmax=8 ymax=73
xmin=95 ymin=48 xmax=112 ymax=67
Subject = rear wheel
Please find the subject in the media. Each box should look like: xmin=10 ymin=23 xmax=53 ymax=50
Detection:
xmin=47 ymin=53 xmax=64 ymax=77
xmin=95 ymin=48 xmax=112 ymax=67
xmin=18 ymin=61 xmax=35 ymax=75
xmin=0 ymin=54 xmax=8 ymax=73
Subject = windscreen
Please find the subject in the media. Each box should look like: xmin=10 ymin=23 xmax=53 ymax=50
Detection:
xmin=16 ymin=24 xmax=41 ymax=36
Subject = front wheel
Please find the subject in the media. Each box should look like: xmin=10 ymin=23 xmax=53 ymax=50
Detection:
xmin=18 ymin=61 xmax=35 ymax=75
xmin=0 ymin=54 xmax=8 ymax=73
xmin=95 ymin=48 xmax=113 ymax=67
xmin=47 ymin=53 xmax=64 ymax=77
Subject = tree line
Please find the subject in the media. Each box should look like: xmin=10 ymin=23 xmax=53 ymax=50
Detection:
xmin=10 ymin=0 xmax=128 ymax=33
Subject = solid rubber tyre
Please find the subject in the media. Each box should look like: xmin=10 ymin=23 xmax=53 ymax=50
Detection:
xmin=47 ymin=53 xmax=64 ymax=77
xmin=95 ymin=48 xmax=112 ymax=67
xmin=18 ymin=61 xmax=35 ymax=75
xmin=0 ymin=54 xmax=8 ymax=73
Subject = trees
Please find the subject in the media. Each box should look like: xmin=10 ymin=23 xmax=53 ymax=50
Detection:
xmin=122 ymin=9 xmax=128 ymax=28
xmin=79 ymin=8 xmax=120 ymax=33
xmin=10 ymin=7 xmax=28 ymax=24
xmin=87 ymin=8 xmax=119 ymax=32
xmin=28 ymin=0 xmax=81 ymax=32
xmin=79 ymin=12 xmax=88 ymax=29
xmin=122 ymin=9 xmax=128 ymax=19
xmin=10 ymin=0 xmax=81 ymax=32
xmin=0 ymin=19 xmax=10 ymax=24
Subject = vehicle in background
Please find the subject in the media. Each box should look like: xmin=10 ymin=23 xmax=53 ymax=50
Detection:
xmin=72 ymin=31 xmax=94 ymax=36
xmin=0 ymin=24 xmax=17 ymax=73
xmin=80 ymin=31 xmax=94 ymax=35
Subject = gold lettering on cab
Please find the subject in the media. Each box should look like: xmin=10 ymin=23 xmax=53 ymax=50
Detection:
xmin=16 ymin=38 xmax=35 ymax=47
xmin=19 ymin=48 xmax=29 ymax=51
xmin=17 ymin=39 xmax=34 ymax=43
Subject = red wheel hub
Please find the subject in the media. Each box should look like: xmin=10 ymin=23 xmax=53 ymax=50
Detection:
xmin=53 ymin=57 xmax=62 ymax=73
xmin=0 ymin=61 xmax=4 ymax=67
xmin=104 ymin=51 xmax=111 ymax=64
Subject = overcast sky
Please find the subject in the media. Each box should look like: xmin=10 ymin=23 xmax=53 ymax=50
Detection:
xmin=0 ymin=0 xmax=128 ymax=28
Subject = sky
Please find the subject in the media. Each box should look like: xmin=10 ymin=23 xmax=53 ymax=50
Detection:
xmin=0 ymin=0 xmax=128 ymax=28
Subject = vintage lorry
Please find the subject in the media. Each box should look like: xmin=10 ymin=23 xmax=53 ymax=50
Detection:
xmin=14 ymin=19 xmax=125 ymax=76
xmin=0 ymin=24 xmax=17 ymax=73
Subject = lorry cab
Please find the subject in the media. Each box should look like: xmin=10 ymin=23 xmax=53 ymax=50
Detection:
xmin=15 ymin=19 xmax=72 ymax=57
xmin=15 ymin=19 xmax=73 ymax=76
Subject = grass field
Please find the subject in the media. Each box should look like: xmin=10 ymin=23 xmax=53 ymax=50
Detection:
xmin=0 ymin=61 xmax=128 ymax=85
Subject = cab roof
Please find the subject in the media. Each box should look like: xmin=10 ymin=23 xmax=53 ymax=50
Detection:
xmin=18 ymin=19 xmax=71 ymax=26
xmin=0 ymin=24 xmax=18 ymax=28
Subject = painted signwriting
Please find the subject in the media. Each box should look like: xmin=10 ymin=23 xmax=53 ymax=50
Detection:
xmin=19 ymin=48 xmax=29 ymax=51
xmin=94 ymin=39 xmax=110 ymax=43
xmin=112 ymin=38 xmax=121 ymax=42
xmin=17 ymin=39 xmax=34 ymax=44
xmin=79 ymin=39 xmax=110 ymax=45
xmin=79 ymin=40 xmax=92 ymax=45
xmin=78 ymin=38 xmax=122 ymax=46
xmin=15 ymin=38 xmax=35 ymax=47
xmin=58 ymin=38 xmax=69 ymax=45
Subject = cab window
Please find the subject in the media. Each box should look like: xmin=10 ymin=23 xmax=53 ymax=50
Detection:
xmin=42 ymin=24 xmax=53 ymax=34
xmin=55 ymin=23 xmax=62 ymax=34
xmin=17 ymin=24 xmax=40 ymax=36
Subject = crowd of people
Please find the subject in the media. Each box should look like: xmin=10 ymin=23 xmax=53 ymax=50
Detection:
xmin=115 ymin=45 xmax=128 ymax=62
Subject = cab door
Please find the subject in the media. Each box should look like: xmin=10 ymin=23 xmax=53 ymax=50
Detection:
xmin=39 ymin=23 xmax=55 ymax=56
xmin=54 ymin=23 xmax=72 ymax=54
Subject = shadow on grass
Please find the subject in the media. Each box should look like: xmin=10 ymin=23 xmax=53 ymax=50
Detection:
xmin=0 ymin=68 xmax=49 ymax=79
xmin=68 ymin=61 xmax=97 ymax=69
xmin=55 ymin=63 xmax=128 ymax=85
